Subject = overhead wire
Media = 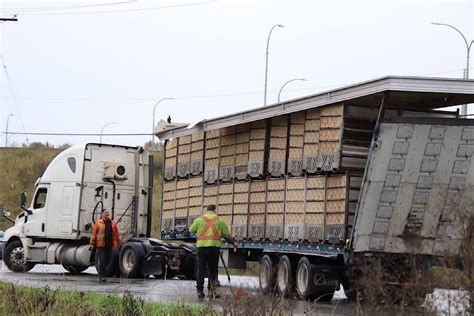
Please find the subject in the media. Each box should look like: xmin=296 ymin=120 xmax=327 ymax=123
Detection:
xmin=0 ymin=68 xmax=471 ymax=103
xmin=0 ymin=1 xmax=137 ymax=13
xmin=3 ymin=132 xmax=151 ymax=136
xmin=12 ymin=0 xmax=217 ymax=16
xmin=0 ymin=55 xmax=29 ymax=145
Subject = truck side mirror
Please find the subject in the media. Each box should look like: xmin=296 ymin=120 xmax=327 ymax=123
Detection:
xmin=21 ymin=192 xmax=27 ymax=209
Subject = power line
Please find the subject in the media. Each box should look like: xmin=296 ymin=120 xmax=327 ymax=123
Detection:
xmin=0 ymin=54 xmax=29 ymax=145
xmin=4 ymin=132 xmax=152 ymax=136
xmin=1 ymin=68 xmax=471 ymax=103
xmin=14 ymin=1 xmax=217 ymax=16
xmin=0 ymin=1 xmax=135 ymax=13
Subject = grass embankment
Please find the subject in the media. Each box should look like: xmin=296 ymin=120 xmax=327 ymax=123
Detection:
xmin=0 ymin=148 xmax=164 ymax=236
xmin=0 ymin=282 xmax=207 ymax=316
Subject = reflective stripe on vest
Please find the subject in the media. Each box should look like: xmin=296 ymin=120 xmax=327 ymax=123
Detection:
xmin=97 ymin=221 xmax=104 ymax=240
xmin=197 ymin=215 xmax=221 ymax=241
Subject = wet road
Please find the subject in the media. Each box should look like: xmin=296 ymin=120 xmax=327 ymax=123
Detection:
xmin=0 ymin=263 xmax=356 ymax=315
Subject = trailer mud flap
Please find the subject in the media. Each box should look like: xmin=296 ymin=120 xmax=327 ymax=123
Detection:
xmin=141 ymin=251 xmax=162 ymax=276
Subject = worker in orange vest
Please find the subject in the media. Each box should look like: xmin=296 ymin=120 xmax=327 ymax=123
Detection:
xmin=189 ymin=204 xmax=236 ymax=299
xmin=90 ymin=209 xmax=122 ymax=282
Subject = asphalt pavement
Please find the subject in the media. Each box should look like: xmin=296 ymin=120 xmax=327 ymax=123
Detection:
xmin=0 ymin=263 xmax=353 ymax=315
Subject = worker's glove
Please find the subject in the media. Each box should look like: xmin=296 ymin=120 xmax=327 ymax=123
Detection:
xmin=89 ymin=245 xmax=94 ymax=251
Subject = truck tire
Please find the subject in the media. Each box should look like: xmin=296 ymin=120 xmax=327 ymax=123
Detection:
xmin=277 ymin=255 xmax=295 ymax=296
xmin=119 ymin=243 xmax=145 ymax=278
xmin=3 ymin=239 xmax=35 ymax=273
xmin=259 ymin=255 xmax=277 ymax=295
xmin=295 ymin=257 xmax=334 ymax=301
xmin=296 ymin=257 xmax=312 ymax=300
xmin=62 ymin=264 xmax=88 ymax=274
xmin=94 ymin=248 xmax=120 ymax=277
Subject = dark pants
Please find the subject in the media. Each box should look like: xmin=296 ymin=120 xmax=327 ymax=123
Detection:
xmin=196 ymin=247 xmax=220 ymax=292
xmin=97 ymin=247 xmax=112 ymax=277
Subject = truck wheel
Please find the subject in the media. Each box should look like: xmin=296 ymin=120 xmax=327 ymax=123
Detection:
xmin=62 ymin=264 xmax=88 ymax=274
xmin=296 ymin=257 xmax=312 ymax=300
xmin=277 ymin=255 xmax=295 ymax=296
xmin=119 ymin=243 xmax=144 ymax=278
xmin=3 ymin=239 xmax=35 ymax=273
xmin=259 ymin=255 xmax=277 ymax=295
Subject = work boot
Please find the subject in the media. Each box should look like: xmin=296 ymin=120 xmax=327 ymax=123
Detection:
xmin=197 ymin=290 xmax=205 ymax=299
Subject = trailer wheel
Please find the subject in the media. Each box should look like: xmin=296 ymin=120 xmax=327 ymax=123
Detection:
xmin=296 ymin=257 xmax=312 ymax=300
xmin=119 ymin=243 xmax=144 ymax=278
xmin=259 ymin=255 xmax=277 ymax=295
xmin=277 ymin=255 xmax=295 ymax=296
xmin=3 ymin=239 xmax=35 ymax=273
xmin=62 ymin=264 xmax=88 ymax=274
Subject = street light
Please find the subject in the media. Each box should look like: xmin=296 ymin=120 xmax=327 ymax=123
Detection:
xmin=278 ymin=78 xmax=308 ymax=102
xmin=432 ymin=22 xmax=474 ymax=115
xmin=264 ymin=24 xmax=284 ymax=106
xmin=99 ymin=122 xmax=119 ymax=144
xmin=152 ymin=98 xmax=174 ymax=143
xmin=5 ymin=113 xmax=14 ymax=147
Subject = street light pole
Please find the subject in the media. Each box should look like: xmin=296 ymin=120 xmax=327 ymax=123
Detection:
xmin=152 ymin=98 xmax=174 ymax=144
xmin=264 ymin=24 xmax=284 ymax=106
xmin=99 ymin=122 xmax=119 ymax=144
xmin=5 ymin=114 xmax=14 ymax=147
xmin=278 ymin=78 xmax=308 ymax=103
xmin=432 ymin=22 xmax=474 ymax=115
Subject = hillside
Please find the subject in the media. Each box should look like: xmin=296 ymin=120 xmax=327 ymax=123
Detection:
xmin=0 ymin=148 xmax=163 ymax=237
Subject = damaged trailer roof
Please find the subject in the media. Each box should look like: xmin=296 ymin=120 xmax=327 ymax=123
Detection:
xmin=155 ymin=76 xmax=474 ymax=140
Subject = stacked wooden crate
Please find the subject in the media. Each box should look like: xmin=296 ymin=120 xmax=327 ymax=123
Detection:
xmin=219 ymin=127 xmax=236 ymax=182
xmin=268 ymin=115 xmax=288 ymax=177
xmin=174 ymin=179 xmax=189 ymax=230
xmin=303 ymin=108 xmax=320 ymax=174
xmin=285 ymin=177 xmax=306 ymax=241
xmin=164 ymin=138 xmax=178 ymax=180
xmin=266 ymin=178 xmax=285 ymax=240
xmin=248 ymin=121 xmax=266 ymax=178
xmin=235 ymin=124 xmax=250 ymax=180
xmin=177 ymin=136 xmax=191 ymax=178
xmin=190 ymin=132 xmax=204 ymax=176
xmin=162 ymin=180 xmax=176 ymax=232
xmin=288 ymin=112 xmax=305 ymax=176
xmin=305 ymin=176 xmax=326 ymax=242
xmin=188 ymin=177 xmax=203 ymax=225
xmin=325 ymin=175 xmax=347 ymax=241
xmin=204 ymin=129 xmax=220 ymax=184
xmin=217 ymin=182 xmax=233 ymax=231
xmin=232 ymin=181 xmax=250 ymax=239
xmin=319 ymin=105 xmax=343 ymax=171
xmin=248 ymin=180 xmax=266 ymax=240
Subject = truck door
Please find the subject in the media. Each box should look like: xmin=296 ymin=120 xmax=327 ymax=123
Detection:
xmin=22 ymin=185 xmax=49 ymax=237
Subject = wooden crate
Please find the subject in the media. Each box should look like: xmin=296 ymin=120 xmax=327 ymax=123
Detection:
xmin=233 ymin=203 xmax=248 ymax=214
xmin=320 ymin=116 xmax=343 ymax=129
xmin=287 ymin=178 xmax=305 ymax=190
xmin=307 ymin=176 xmax=326 ymax=189
xmin=175 ymin=208 xmax=187 ymax=218
xmin=218 ymin=204 xmax=232 ymax=215
xmin=267 ymin=191 xmax=284 ymax=202
xmin=320 ymin=129 xmax=341 ymax=142
xmin=306 ymin=202 xmax=325 ymax=213
xmin=327 ymin=200 xmax=346 ymax=213
xmin=284 ymin=213 xmax=304 ymax=241
xmin=290 ymin=124 xmax=305 ymax=136
xmin=250 ymin=180 xmax=266 ymax=192
xmin=203 ymin=196 xmax=217 ymax=206
xmin=286 ymin=202 xmax=304 ymax=213
xmin=286 ymin=190 xmax=305 ymax=202
xmin=267 ymin=202 xmax=284 ymax=213
xmin=175 ymin=198 xmax=188 ymax=208
xmin=249 ymin=202 xmax=265 ymax=214
xmin=305 ymin=119 xmax=320 ymax=131
xmin=176 ymin=189 xmax=188 ymax=199
xmin=218 ymin=183 xmax=233 ymax=194
xmin=306 ymin=189 xmax=325 ymax=201
xmin=248 ymin=214 xmax=265 ymax=240
xmin=234 ymin=193 xmax=249 ymax=204
xmin=234 ymin=181 xmax=250 ymax=193
xmin=189 ymin=207 xmax=202 ymax=217
xmin=321 ymin=104 xmax=343 ymax=117
xmin=306 ymin=108 xmax=320 ymax=119
xmin=189 ymin=186 xmax=202 ymax=197
xmin=232 ymin=215 xmax=248 ymax=240
xmin=189 ymin=197 xmax=201 ymax=207
xmin=250 ymin=192 xmax=266 ymax=204
xmin=267 ymin=179 xmax=285 ymax=191
xmin=206 ymin=129 xmax=220 ymax=139
xmin=162 ymin=200 xmax=174 ymax=211
xmin=265 ymin=214 xmax=284 ymax=240
xmin=218 ymin=194 xmax=233 ymax=205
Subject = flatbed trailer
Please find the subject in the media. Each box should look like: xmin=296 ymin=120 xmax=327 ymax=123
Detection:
xmin=156 ymin=76 xmax=474 ymax=300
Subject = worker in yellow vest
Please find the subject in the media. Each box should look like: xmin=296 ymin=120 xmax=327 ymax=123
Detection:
xmin=189 ymin=204 xmax=236 ymax=299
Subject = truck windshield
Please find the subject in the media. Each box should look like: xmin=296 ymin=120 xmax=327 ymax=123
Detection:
xmin=33 ymin=188 xmax=47 ymax=209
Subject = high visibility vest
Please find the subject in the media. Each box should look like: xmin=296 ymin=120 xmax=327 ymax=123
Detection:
xmin=90 ymin=219 xmax=120 ymax=249
xmin=197 ymin=215 xmax=221 ymax=241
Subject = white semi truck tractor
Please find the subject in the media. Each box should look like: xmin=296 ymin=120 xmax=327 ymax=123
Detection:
xmin=1 ymin=143 xmax=197 ymax=279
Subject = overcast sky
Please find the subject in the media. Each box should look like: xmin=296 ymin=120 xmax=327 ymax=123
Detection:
xmin=0 ymin=0 xmax=473 ymax=147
